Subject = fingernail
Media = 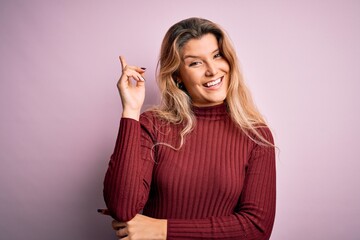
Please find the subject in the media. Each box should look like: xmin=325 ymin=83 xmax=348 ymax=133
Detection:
xmin=141 ymin=67 xmax=146 ymax=70
xmin=140 ymin=76 xmax=146 ymax=81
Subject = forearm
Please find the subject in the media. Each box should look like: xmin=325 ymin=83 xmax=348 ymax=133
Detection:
xmin=103 ymin=118 xmax=154 ymax=221
xmin=167 ymin=207 xmax=275 ymax=240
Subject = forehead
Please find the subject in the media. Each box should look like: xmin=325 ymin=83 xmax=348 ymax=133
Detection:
xmin=181 ymin=34 xmax=219 ymax=57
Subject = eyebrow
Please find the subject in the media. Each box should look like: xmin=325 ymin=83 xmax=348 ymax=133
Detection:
xmin=183 ymin=49 xmax=220 ymax=60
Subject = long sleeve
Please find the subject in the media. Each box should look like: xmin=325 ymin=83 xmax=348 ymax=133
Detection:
xmin=102 ymin=104 xmax=276 ymax=239
xmin=103 ymin=117 xmax=156 ymax=222
xmin=166 ymin=127 xmax=276 ymax=240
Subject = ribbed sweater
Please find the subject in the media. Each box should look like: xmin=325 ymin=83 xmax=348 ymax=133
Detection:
xmin=103 ymin=103 xmax=276 ymax=239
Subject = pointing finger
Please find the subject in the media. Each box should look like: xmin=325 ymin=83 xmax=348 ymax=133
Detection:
xmin=119 ymin=56 xmax=127 ymax=70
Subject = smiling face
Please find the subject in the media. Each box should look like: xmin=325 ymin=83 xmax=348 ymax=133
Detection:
xmin=178 ymin=33 xmax=230 ymax=107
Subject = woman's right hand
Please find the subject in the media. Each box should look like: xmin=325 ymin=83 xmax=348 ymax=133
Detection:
xmin=117 ymin=56 xmax=146 ymax=120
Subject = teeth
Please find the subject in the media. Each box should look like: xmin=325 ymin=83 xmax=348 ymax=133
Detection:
xmin=205 ymin=78 xmax=221 ymax=87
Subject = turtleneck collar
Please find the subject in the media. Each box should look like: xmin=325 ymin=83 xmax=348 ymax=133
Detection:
xmin=192 ymin=102 xmax=229 ymax=120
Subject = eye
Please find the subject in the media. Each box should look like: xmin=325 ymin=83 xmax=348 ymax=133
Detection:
xmin=189 ymin=61 xmax=202 ymax=67
xmin=214 ymin=53 xmax=222 ymax=58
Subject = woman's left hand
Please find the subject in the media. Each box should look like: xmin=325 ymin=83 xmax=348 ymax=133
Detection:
xmin=112 ymin=214 xmax=167 ymax=240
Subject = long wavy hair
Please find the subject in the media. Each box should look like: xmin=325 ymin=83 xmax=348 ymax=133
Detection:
xmin=153 ymin=17 xmax=271 ymax=148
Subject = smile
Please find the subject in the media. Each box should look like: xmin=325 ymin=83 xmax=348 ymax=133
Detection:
xmin=203 ymin=77 xmax=223 ymax=88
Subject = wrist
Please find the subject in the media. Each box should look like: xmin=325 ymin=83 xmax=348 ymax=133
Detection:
xmin=122 ymin=109 xmax=141 ymax=121
xmin=158 ymin=219 xmax=167 ymax=240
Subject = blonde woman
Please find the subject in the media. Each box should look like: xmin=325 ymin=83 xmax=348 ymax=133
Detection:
xmin=102 ymin=17 xmax=276 ymax=239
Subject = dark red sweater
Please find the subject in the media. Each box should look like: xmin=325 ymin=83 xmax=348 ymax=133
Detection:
xmin=103 ymin=103 xmax=276 ymax=239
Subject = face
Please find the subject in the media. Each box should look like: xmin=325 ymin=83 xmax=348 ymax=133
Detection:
xmin=178 ymin=33 xmax=230 ymax=107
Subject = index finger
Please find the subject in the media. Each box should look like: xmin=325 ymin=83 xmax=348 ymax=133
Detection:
xmin=119 ymin=56 xmax=127 ymax=70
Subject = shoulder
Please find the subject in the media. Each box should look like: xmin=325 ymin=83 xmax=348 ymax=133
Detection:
xmin=139 ymin=110 xmax=157 ymax=128
xmin=139 ymin=109 xmax=163 ymax=124
xmin=136 ymin=111 xmax=158 ymax=141
xmin=139 ymin=110 xmax=169 ymax=134
xmin=256 ymin=125 xmax=274 ymax=143
xmin=247 ymin=125 xmax=276 ymax=164
xmin=247 ymin=124 xmax=275 ymax=148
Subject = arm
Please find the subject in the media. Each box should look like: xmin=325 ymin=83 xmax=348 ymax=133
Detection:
xmin=166 ymin=127 xmax=276 ymax=240
xmin=103 ymin=117 xmax=156 ymax=222
xmin=103 ymin=56 xmax=154 ymax=222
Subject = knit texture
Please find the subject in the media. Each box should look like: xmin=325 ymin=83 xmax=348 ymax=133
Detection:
xmin=103 ymin=103 xmax=276 ymax=239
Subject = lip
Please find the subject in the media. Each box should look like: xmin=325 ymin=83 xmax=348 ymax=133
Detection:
xmin=203 ymin=76 xmax=223 ymax=89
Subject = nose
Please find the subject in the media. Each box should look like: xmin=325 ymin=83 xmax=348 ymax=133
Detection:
xmin=205 ymin=61 xmax=218 ymax=77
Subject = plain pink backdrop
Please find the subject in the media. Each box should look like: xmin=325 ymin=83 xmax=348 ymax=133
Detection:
xmin=1 ymin=0 xmax=359 ymax=239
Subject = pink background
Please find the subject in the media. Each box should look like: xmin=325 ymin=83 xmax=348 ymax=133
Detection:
xmin=1 ymin=0 xmax=359 ymax=239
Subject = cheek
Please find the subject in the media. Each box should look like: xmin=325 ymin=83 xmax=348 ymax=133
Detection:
xmin=221 ymin=61 xmax=230 ymax=72
xmin=184 ymin=81 xmax=203 ymax=94
xmin=182 ymin=71 xmax=203 ymax=86
xmin=183 ymin=77 xmax=204 ymax=96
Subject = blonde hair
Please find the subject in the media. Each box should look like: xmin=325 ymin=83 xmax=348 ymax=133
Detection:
xmin=152 ymin=17 xmax=271 ymax=148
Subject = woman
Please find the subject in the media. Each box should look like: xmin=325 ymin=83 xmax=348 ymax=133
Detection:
xmin=102 ymin=17 xmax=276 ymax=239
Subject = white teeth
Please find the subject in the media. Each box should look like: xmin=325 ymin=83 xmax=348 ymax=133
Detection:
xmin=205 ymin=78 xmax=221 ymax=87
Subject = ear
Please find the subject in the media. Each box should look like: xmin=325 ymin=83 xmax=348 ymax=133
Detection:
xmin=173 ymin=70 xmax=182 ymax=83
xmin=176 ymin=74 xmax=183 ymax=84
